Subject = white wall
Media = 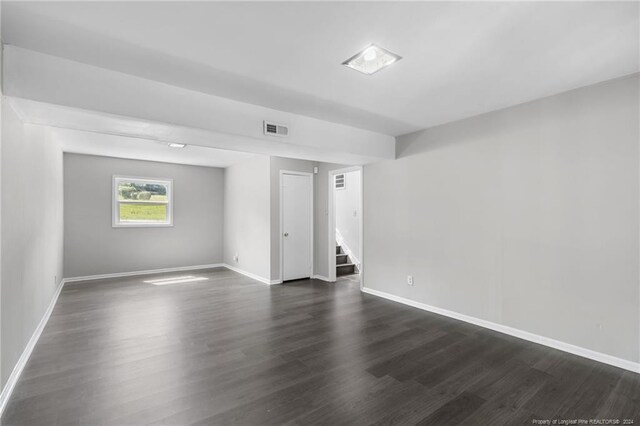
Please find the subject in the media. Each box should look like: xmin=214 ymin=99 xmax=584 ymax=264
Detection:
xmin=335 ymin=170 xmax=361 ymax=265
xmin=224 ymin=156 xmax=271 ymax=281
xmin=1 ymin=100 xmax=63 ymax=385
xmin=0 ymin=4 xmax=4 ymax=386
xmin=64 ymin=154 xmax=224 ymax=278
xmin=225 ymin=155 xmax=348 ymax=283
xmin=364 ymin=74 xmax=640 ymax=364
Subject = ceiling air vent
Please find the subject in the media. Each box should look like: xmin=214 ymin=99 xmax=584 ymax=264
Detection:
xmin=263 ymin=121 xmax=289 ymax=137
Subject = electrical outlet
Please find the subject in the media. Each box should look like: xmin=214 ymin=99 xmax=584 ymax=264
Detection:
xmin=407 ymin=275 xmax=414 ymax=286
xmin=234 ymin=253 xmax=239 ymax=263
xmin=55 ymin=275 xmax=57 ymax=285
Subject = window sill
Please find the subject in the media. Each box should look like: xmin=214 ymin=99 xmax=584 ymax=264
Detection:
xmin=112 ymin=223 xmax=174 ymax=228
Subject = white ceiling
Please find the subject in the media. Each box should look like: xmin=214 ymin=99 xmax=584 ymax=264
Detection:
xmin=53 ymin=127 xmax=262 ymax=169
xmin=4 ymin=1 xmax=638 ymax=137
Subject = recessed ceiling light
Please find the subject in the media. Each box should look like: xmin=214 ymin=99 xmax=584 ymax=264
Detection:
xmin=342 ymin=44 xmax=402 ymax=75
xmin=168 ymin=143 xmax=186 ymax=148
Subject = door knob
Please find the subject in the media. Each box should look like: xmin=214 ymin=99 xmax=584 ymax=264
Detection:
xmin=284 ymin=232 xmax=289 ymax=237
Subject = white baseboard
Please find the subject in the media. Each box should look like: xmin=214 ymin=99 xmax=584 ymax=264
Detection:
xmin=222 ymin=264 xmax=280 ymax=285
xmin=0 ymin=279 xmax=65 ymax=417
xmin=63 ymin=264 xmax=224 ymax=284
xmin=312 ymin=274 xmax=331 ymax=282
xmin=361 ymin=287 xmax=640 ymax=374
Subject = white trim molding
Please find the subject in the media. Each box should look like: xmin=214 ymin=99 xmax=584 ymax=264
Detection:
xmin=63 ymin=264 xmax=224 ymax=283
xmin=312 ymin=274 xmax=331 ymax=282
xmin=361 ymin=287 xmax=640 ymax=374
xmin=223 ymin=264 xmax=281 ymax=285
xmin=0 ymin=279 xmax=65 ymax=417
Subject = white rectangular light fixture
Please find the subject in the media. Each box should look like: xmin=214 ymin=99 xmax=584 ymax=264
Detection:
xmin=342 ymin=44 xmax=402 ymax=75
xmin=168 ymin=143 xmax=186 ymax=148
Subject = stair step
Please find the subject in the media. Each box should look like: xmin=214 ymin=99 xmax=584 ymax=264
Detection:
xmin=336 ymin=245 xmax=342 ymax=255
xmin=336 ymin=263 xmax=356 ymax=276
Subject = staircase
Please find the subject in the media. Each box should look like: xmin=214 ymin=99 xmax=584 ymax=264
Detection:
xmin=336 ymin=244 xmax=358 ymax=276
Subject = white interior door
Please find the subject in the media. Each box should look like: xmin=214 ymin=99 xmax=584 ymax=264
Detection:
xmin=282 ymin=173 xmax=312 ymax=281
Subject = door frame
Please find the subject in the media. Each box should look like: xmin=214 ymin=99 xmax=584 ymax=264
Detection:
xmin=328 ymin=166 xmax=363 ymax=288
xmin=279 ymin=170 xmax=314 ymax=283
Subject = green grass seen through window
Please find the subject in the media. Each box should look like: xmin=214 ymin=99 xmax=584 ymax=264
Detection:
xmin=119 ymin=204 xmax=167 ymax=222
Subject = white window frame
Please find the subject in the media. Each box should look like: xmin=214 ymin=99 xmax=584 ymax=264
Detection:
xmin=112 ymin=175 xmax=174 ymax=227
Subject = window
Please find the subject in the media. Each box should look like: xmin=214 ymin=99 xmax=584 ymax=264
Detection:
xmin=335 ymin=174 xmax=346 ymax=190
xmin=113 ymin=176 xmax=173 ymax=227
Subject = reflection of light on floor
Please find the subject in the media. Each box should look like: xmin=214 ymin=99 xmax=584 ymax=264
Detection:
xmin=143 ymin=275 xmax=209 ymax=285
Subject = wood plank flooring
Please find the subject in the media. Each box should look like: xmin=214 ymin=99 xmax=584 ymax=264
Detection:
xmin=2 ymin=268 xmax=639 ymax=425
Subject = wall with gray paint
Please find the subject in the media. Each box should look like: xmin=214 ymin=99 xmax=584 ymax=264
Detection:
xmin=335 ymin=170 xmax=361 ymax=265
xmin=64 ymin=154 xmax=224 ymax=277
xmin=364 ymin=75 xmax=640 ymax=363
xmin=224 ymin=155 xmax=271 ymax=280
xmin=1 ymin=102 xmax=64 ymax=386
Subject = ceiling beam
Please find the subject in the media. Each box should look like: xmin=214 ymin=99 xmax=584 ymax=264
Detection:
xmin=3 ymin=46 xmax=396 ymax=165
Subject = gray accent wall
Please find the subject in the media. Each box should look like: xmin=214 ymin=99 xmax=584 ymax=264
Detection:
xmin=363 ymin=74 xmax=640 ymax=363
xmin=1 ymin=101 xmax=64 ymax=386
xmin=64 ymin=154 xmax=224 ymax=278
xmin=224 ymin=155 xmax=271 ymax=280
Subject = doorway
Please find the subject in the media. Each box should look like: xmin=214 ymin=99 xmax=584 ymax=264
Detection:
xmin=328 ymin=167 xmax=363 ymax=285
xmin=280 ymin=171 xmax=313 ymax=282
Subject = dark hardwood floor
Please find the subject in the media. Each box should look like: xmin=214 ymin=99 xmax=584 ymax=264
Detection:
xmin=2 ymin=268 xmax=639 ymax=425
